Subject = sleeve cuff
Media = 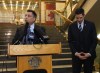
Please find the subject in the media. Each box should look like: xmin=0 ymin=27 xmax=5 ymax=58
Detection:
xmin=75 ymin=52 xmax=78 ymax=55
xmin=87 ymin=53 xmax=91 ymax=56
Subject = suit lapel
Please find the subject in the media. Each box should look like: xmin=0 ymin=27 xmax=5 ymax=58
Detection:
xmin=74 ymin=22 xmax=80 ymax=32
xmin=82 ymin=20 xmax=88 ymax=32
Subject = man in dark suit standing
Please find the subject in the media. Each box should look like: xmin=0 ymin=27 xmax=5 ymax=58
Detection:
xmin=12 ymin=10 xmax=47 ymax=44
xmin=68 ymin=8 xmax=97 ymax=73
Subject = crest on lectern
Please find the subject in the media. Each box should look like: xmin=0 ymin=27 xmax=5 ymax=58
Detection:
xmin=28 ymin=56 xmax=42 ymax=69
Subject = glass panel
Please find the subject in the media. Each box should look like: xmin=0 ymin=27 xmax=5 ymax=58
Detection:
xmin=0 ymin=0 xmax=39 ymax=24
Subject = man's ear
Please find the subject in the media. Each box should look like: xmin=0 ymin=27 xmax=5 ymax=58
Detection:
xmin=33 ymin=17 xmax=36 ymax=22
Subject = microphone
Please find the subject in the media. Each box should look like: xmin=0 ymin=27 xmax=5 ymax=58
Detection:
xmin=12 ymin=34 xmax=24 ymax=45
xmin=13 ymin=40 xmax=22 ymax=45
xmin=43 ymin=35 xmax=49 ymax=40
xmin=39 ymin=35 xmax=49 ymax=44
xmin=34 ymin=28 xmax=49 ymax=44
xmin=39 ymin=38 xmax=45 ymax=44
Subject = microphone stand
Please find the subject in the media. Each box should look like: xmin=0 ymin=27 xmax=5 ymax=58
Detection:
xmin=39 ymin=38 xmax=45 ymax=44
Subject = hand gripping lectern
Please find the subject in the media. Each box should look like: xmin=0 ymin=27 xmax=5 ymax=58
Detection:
xmin=8 ymin=44 xmax=61 ymax=73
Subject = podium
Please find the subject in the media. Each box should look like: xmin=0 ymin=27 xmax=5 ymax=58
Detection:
xmin=8 ymin=44 xmax=61 ymax=73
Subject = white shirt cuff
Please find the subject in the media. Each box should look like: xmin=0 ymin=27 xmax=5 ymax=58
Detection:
xmin=87 ymin=53 xmax=91 ymax=56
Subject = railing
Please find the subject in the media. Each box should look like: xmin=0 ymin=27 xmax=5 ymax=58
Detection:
xmin=53 ymin=0 xmax=86 ymax=34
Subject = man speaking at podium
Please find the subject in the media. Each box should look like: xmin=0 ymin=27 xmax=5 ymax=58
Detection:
xmin=11 ymin=10 xmax=49 ymax=73
xmin=12 ymin=10 xmax=48 ymax=44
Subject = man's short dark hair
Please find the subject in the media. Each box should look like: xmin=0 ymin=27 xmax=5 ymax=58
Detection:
xmin=27 ymin=10 xmax=37 ymax=18
xmin=75 ymin=8 xmax=84 ymax=15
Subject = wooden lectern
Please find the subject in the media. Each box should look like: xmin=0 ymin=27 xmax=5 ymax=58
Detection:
xmin=8 ymin=44 xmax=61 ymax=73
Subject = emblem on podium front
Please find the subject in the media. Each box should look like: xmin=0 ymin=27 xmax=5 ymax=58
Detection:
xmin=28 ymin=56 xmax=42 ymax=69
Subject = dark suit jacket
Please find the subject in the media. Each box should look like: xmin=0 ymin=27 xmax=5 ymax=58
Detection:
xmin=12 ymin=23 xmax=47 ymax=44
xmin=68 ymin=20 xmax=97 ymax=58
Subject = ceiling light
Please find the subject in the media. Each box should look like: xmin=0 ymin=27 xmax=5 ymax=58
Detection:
xmin=22 ymin=1 xmax=24 ymax=10
xmin=10 ymin=0 xmax=13 ymax=11
xmin=27 ymin=1 xmax=31 ymax=10
xmin=32 ymin=2 xmax=38 ymax=10
xmin=16 ymin=1 xmax=18 ymax=11
xmin=2 ymin=0 xmax=7 ymax=10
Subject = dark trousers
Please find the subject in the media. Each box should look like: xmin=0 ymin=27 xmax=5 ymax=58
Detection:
xmin=72 ymin=56 xmax=95 ymax=73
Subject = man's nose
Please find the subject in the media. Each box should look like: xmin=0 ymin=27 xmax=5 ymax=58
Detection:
xmin=25 ymin=16 xmax=28 ymax=19
xmin=78 ymin=19 xmax=81 ymax=21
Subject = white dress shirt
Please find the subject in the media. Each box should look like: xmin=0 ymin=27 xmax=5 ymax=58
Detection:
xmin=29 ymin=23 xmax=35 ymax=33
xmin=77 ymin=20 xmax=84 ymax=30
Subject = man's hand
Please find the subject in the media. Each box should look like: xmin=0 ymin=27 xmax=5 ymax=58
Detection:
xmin=75 ymin=52 xmax=91 ymax=60
xmin=75 ymin=52 xmax=87 ymax=60
xmin=83 ymin=53 xmax=91 ymax=58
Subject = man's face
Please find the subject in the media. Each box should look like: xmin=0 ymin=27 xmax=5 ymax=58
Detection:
xmin=25 ymin=12 xmax=36 ymax=24
xmin=75 ymin=14 xmax=84 ymax=24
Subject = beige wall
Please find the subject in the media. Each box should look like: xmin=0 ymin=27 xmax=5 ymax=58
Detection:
xmin=56 ymin=3 xmax=65 ymax=11
xmin=0 ymin=11 xmax=14 ymax=23
xmin=41 ymin=2 xmax=46 ymax=23
xmin=55 ymin=2 xmax=65 ymax=26
xmin=83 ymin=0 xmax=97 ymax=14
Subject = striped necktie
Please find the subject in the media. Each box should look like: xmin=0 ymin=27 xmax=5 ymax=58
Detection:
xmin=26 ymin=27 xmax=34 ymax=44
xmin=79 ymin=24 xmax=82 ymax=31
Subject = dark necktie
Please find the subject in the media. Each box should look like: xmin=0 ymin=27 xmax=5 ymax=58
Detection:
xmin=79 ymin=24 xmax=82 ymax=31
xmin=26 ymin=27 xmax=34 ymax=44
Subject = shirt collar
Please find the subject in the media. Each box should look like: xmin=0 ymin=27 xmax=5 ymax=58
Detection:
xmin=29 ymin=23 xmax=35 ymax=32
xmin=77 ymin=20 xmax=84 ymax=28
